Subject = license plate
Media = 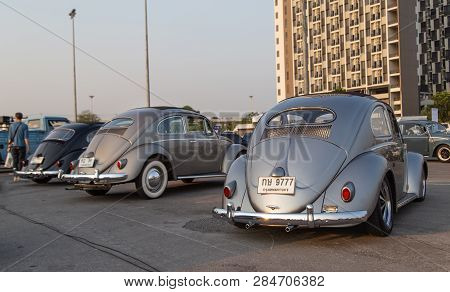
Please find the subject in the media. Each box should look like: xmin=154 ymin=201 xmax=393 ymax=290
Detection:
xmin=79 ymin=157 xmax=95 ymax=168
xmin=31 ymin=156 xmax=44 ymax=164
xmin=257 ymin=177 xmax=296 ymax=195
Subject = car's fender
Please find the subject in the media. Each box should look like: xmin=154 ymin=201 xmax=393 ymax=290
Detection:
xmin=406 ymin=152 xmax=426 ymax=198
xmin=323 ymin=152 xmax=388 ymax=216
xmin=105 ymin=143 xmax=176 ymax=182
xmin=222 ymin=155 xmax=251 ymax=209
xmin=221 ymin=144 xmax=247 ymax=174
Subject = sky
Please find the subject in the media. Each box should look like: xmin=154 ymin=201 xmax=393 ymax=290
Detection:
xmin=0 ymin=0 xmax=276 ymax=121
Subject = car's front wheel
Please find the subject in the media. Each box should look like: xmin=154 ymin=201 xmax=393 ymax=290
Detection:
xmin=436 ymin=145 xmax=450 ymax=163
xmin=367 ymin=177 xmax=394 ymax=236
xmin=136 ymin=159 xmax=168 ymax=199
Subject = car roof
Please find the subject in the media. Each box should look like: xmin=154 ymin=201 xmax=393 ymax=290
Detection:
xmin=57 ymin=123 xmax=101 ymax=131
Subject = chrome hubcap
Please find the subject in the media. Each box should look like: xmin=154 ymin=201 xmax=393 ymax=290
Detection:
xmin=438 ymin=147 xmax=450 ymax=161
xmin=422 ymin=177 xmax=426 ymax=197
xmin=379 ymin=181 xmax=392 ymax=228
xmin=146 ymin=168 xmax=162 ymax=192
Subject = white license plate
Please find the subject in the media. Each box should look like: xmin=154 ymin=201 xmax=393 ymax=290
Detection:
xmin=257 ymin=177 xmax=296 ymax=195
xmin=79 ymin=157 xmax=95 ymax=168
xmin=31 ymin=156 xmax=44 ymax=164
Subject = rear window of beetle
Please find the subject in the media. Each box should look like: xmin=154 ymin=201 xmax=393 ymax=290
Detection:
xmin=267 ymin=108 xmax=335 ymax=127
xmin=44 ymin=128 xmax=75 ymax=141
xmin=102 ymin=118 xmax=134 ymax=129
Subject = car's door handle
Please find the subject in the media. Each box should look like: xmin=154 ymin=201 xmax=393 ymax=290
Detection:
xmin=189 ymin=140 xmax=197 ymax=143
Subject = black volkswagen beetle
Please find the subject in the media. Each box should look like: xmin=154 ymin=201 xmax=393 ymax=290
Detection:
xmin=16 ymin=123 xmax=102 ymax=184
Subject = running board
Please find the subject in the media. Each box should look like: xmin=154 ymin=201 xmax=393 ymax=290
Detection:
xmin=177 ymin=173 xmax=226 ymax=180
xmin=397 ymin=193 xmax=419 ymax=209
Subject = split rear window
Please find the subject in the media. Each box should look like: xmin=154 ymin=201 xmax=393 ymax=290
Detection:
xmin=267 ymin=108 xmax=335 ymax=127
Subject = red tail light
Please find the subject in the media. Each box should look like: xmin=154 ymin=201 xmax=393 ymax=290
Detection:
xmin=69 ymin=161 xmax=76 ymax=171
xmin=223 ymin=181 xmax=237 ymax=199
xmin=117 ymin=159 xmax=127 ymax=170
xmin=56 ymin=160 xmax=63 ymax=168
xmin=341 ymin=182 xmax=355 ymax=203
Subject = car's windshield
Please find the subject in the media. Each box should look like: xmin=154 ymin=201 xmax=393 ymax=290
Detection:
xmin=267 ymin=108 xmax=335 ymax=127
xmin=427 ymin=123 xmax=447 ymax=134
xmin=44 ymin=128 xmax=75 ymax=142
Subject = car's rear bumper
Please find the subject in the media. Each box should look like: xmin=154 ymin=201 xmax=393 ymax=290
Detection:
xmin=15 ymin=170 xmax=60 ymax=179
xmin=59 ymin=170 xmax=127 ymax=184
xmin=213 ymin=203 xmax=368 ymax=228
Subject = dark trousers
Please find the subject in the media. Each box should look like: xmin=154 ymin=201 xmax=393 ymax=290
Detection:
xmin=12 ymin=147 xmax=26 ymax=171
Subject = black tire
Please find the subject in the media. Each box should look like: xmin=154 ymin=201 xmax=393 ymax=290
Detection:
xmin=135 ymin=159 xmax=168 ymax=199
xmin=86 ymin=189 xmax=110 ymax=196
xmin=182 ymin=178 xmax=194 ymax=184
xmin=32 ymin=177 xmax=52 ymax=184
xmin=415 ymin=171 xmax=427 ymax=202
xmin=436 ymin=145 xmax=450 ymax=163
xmin=366 ymin=177 xmax=394 ymax=237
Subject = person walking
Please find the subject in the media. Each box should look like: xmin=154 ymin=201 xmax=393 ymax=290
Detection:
xmin=8 ymin=112 xmax=29 ymax=182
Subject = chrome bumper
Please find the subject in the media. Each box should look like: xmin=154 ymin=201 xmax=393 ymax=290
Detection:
xmin=15 ymin=170 xmax=60 ymax=179
xmin=59 ymin=169 xmax=128 ymax=184
xmin=213 ymin=203 xmax=368 ymax=228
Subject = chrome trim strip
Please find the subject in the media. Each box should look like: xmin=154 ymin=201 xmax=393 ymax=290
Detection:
xmin=178 ymin=174 xmax=226 ymax=179
xmin=213 ymin=203 xmax=368 ymax=228
xmin=396 ymin=193 xmax=419 ymax=209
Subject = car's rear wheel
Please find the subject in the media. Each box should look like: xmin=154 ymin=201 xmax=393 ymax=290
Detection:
xmin=415 ymin=171 xmax=427 ymax=202
xmin=436 ymin=145 xmax=450 ymax=163
xmin=136 ymin=159 xmax=168 ymax=199
xmin=182 ymin=178 xmax=194 ymax=184
xmin=367 ymin=177 xmax=394 ymax=237
xmin=32 ymin=177 xmax=51 ymax=184
xmin=86 ymin=188 xmax=110 ymax=196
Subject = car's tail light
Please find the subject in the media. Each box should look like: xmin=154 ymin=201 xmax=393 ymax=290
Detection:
xmin=223 ymin=181 xmax=237 ymax=199
xmin=117 ymin=159 xmax=127 ymax=170
xmin=341 ymin=182 xmax=355 ymax=203
xmin=69 ymin=161 xmax=77 ymax=171
xmin=55 ymin=160 xmax=63 ymax=168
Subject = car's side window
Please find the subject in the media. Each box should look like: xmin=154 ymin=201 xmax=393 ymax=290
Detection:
xmin=387 ymin=110 xmax=401 ymax=140
xmin=204 ymin=119 xmax=214 ymax=136
xmin=186 ymin=116 xmax=205 ymax=134
xmin=371 ymin=106 xmax=392 ymax=138
xmin=157 ymin=116 xmax=185 ymax=134
xmin=402 ymin=123 xmax=427 ymax=137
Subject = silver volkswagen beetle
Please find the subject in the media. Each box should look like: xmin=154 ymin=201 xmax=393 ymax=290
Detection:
xmin=213 ymin=94 xmax=427 ymax=236
xmin=60 ymin=107 xmax=245 ymax=199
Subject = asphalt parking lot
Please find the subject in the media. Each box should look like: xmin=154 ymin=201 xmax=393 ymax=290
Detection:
xmin=0 ymin=161 xmax=449 ymax=272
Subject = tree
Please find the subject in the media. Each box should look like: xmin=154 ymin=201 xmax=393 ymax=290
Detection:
xmin=421 ymin=92 xmax=450 ymax=122
xmin=333 ymin=87 xmax=346 ymax=93
xmin=241 ymin=112 xmax=259 ymax=124
xmin=77 ymin=110 xmax=101 ymax=124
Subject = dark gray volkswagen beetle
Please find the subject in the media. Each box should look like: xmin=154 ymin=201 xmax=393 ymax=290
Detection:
xmin=214 ymin=94 xmax=427 ymax=236
xmin=61 ymin=107 xmax=246 ymax=199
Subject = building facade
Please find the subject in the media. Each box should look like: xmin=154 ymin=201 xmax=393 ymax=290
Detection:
xmin=417 ymin=0 xmax=450 ymax=105
xmin=274 ymin=0 xmax=420 ymax=116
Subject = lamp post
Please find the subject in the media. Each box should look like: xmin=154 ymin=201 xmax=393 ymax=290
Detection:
xmin=69 ymin=9 xmax=78 ymax=122
xmin=144 ymin=0 xmax=151 ymax=107
xmin=89 ymin=95 xmax=94 ymax=123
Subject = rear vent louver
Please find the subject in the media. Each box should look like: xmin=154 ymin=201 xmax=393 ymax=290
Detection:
xmin=262 ymin=125 xmax=332 ymax=140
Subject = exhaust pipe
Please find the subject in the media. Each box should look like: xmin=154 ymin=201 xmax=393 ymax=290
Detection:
xmin=285 ymin=225 xmax=296 ymax=233
xmin=245 ymin=222 xmax=255 ymax=230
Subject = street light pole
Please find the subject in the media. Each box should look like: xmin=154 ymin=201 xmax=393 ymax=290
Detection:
xmin=69 ymin=9 xmax=78 ymax=122
xmin=144 ymin=0 xmax=151 ymax=107
xmin=89 ymin=95 xmax=94 ymax=123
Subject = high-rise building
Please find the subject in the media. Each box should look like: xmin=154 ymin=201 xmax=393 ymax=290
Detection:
xmin=417 ymin=0 xmax=450 ymax=105
xmin=274 ymin=0 xmax=420 ymax=116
